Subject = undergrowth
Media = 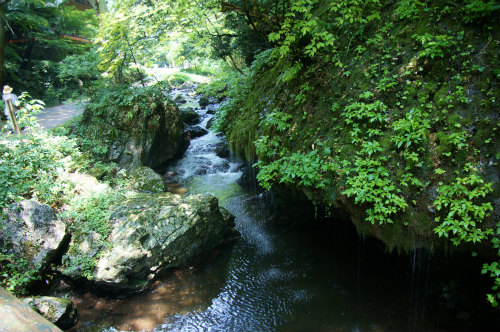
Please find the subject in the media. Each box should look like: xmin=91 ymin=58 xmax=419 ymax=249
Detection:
xmin=218 ymin=0 xmax=500 ymax=306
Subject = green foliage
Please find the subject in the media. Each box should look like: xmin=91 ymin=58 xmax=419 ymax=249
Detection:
xmin=394 ymin=0 xmax=426 ymax=19
xmin=461 ymin=0 xmax=500 ymax=23
xmin=255 ymin=148 xmax=336 ymax=190
xmin=55 ymin=51 xmax=101 ymax=98
xmin=343 ymin=156 xmax=408 ymax=224
xmin=0 ymin=92 xmax=45 ymax=133
xmin=3 ymin=1 xmax=98 ymax=102
xmin=0 ymin=249 xmax=40 ymax=295
xmin=15 ymin=93 xmax=45 ymax=130
xmin=0 ymin=128 xmax=82 ymax=295
xmin=62 ymin=191 xmax=116 ymax=280
xmin=0 ymin=134 xmax=77 ymax=209
xmin=195 ymin=67 xmax=236 ymax=104
xmin=414 ymin=33 xmax=456 ymax=59
xmin=433 ymin=164 xmax=493 ymax=245
xmin=81 ymin=81 xmax=173 ymax=143
xmin=269 ymin=0 xmax=381 ymax=60
xmin=167 ymin=72 xmax=191 ymax=87
xmin=391 ymin=108 xmax=430 ymax=149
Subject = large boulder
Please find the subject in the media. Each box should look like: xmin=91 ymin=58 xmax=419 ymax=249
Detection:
xmin=109 ymin=101 xmax=186 ymax=169
xmin=81 ymin=86 xmax=187 ymax=170
xmin=206 ymin=104 xmax=217 ymax=114
xmin=23 ymin=296 xmax=78 ymax=330
xmin=1 ymin=200 xmax=70 ymax=275
xmin=131 ymin=167 xmax=165 ymax=193
xmin=180 ymin=107 xmax=200 ymax=125
xmin=206 ymin=117 xmax=215 ymax=130
xmin=198 ymin=95 xmax=210 ymax=108
xmin=61 ymin=191 xmax=238 ymax=291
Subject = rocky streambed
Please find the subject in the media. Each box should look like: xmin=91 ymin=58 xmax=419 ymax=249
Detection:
xmin=0 ymin=84 xmax=238 ymax=330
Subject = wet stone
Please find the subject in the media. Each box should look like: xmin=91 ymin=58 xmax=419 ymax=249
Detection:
xmin=206 ymin=105 xmax=217 ymax=114
xmin=23 ymin=296 xmax=78 ymax=330
xmin=186 ymin=126 xmax=208 ymax=139
xmin=206 ymin=118 xmax=215 ymax=130
xmin=180 ymin=108 xmax=200 ymax=125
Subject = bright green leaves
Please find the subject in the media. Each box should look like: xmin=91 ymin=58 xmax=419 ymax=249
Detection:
xmin=413 ymin=33 xmax=456 ymax=59
xmin=261 ymin=109 xmax=293 ymax=132
xmin=255 ymin=149 xmax=337 ymax=191
xmin=343 ymin=157 xmax=407 ymax=224
xmin=254 ymin=108 xmax=337 ymax=190
xmin=345 ymin=99 xmax=387 ymax=144
xmin=433 ymin=165 xmax=493 ymax=245
xmin=433 ymin=165 xmax=497 ymax=306
xmin=345 ymin=100 xmax=388 ymax=125
xmin=461 ymin=0 xmax=500 ymax=23
xmin=0 ymin=134 xmax=73 ymax=209
xmin=391 ymin=108 xmax=430 ymax=149
xmin=394 ymin=0 xmax=426 ymax=20
xmin=270 ymin=0 xmax=382 ymax=59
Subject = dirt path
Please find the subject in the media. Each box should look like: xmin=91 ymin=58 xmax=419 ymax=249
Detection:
xmin=37 ymin=102 xmax=85 ymax=130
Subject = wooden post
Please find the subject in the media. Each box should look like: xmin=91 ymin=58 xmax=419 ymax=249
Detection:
xmin=3 ymin=88 xmax=21 ymax=135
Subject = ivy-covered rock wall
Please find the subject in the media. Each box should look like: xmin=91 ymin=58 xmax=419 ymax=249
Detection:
xmin=216 ymin=0 xmax=500 ymax=304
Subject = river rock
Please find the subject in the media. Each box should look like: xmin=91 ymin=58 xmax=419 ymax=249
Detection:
xmin=180 ymin=108 xmax=200 ymax=125
xmin=206 ymin=118 xmax=215 ymax=130
xmin=131 ymin=167 xmax=165 ymax=193
xmin=174 ymin=94 xmax=187 ymax=104
xmin=199 ymin=95 xmax=210 ymax=108
xmin=23 ymin=296 xmax=78 ymax=330
xmin=61 ymin=191 xmax=238 ymax=291
xmin=186 ymin=126 xmax=208 ymax=139
xmin=215 ymin=141 xmax=230 ymax=158
xmin=61 ymin=172 xmax=110 ymax=197
xmin=1 ymin=200 xmax=70 ymax=276
xmin=206 ymin=105 xmax=217 ymax=114
xmin=0 ymin=287 xmax=62 ymax=332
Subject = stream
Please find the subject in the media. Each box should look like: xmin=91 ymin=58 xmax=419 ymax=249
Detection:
xmin=71 ymin=87 xmax=498 ymax=332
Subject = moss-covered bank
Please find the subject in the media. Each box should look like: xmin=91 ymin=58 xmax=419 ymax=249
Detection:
xmin=217 ymin=1 xmax=499 ymax=255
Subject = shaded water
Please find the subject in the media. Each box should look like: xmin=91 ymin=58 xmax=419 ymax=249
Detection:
xmin=72 ymin=88 xmax=498 ymax=332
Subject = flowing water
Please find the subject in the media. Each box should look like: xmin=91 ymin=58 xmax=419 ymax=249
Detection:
xmin=71 ymin=87 xmax=498 ymax=332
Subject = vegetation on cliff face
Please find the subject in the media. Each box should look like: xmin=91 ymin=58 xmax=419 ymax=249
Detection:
xmin=215 ymin=0 xmax=500 ymax=306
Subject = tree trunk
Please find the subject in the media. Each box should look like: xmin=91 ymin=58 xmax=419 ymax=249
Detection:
xmin=227 ymin=53 xmax=245 ymax=75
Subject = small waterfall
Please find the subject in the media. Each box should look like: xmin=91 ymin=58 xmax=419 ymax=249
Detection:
xmin=408 ymin=242 xmax=432 ymax=331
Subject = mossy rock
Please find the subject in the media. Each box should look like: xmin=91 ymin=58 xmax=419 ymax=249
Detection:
xmin=180 ymin=108 xmax=200 ymax=125
xmin=87 ymin=163 xmax=109 ymax=180
xmin=23 ymin=296 xmax=78 ymax=330
xmin=61 ymin=190 xmax=238 ymax=292
xmin=131 ymin=167 xmax=165 ymax=193
xmin=199 ymin=95 xmax=210 ymax=107
xmin=174 ymin=94 xmax=187 ymax=104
